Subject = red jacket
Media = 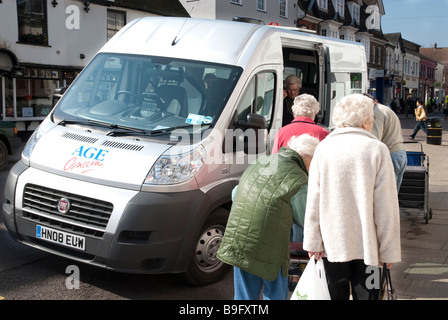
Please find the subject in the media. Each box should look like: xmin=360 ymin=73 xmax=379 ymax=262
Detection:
xmin=272 ymin=116 xmax=329 ymax=154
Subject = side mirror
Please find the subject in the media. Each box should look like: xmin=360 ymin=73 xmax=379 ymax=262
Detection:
xmin=52 ymin=87 xmax=67 ymax=106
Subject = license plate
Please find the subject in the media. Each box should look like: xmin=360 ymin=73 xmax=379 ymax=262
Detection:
xmin=36 ymin=225 xmax=85 ymax=251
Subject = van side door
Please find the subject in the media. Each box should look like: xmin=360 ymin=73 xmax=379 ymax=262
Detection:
xmin=225 ymin=68 xmax=280 ymax=183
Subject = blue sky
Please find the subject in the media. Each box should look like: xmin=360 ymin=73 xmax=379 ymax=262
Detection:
xmin=381 ymin=0 xmax=448 ymax=48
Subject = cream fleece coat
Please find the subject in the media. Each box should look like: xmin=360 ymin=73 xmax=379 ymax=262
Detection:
xmin=303 ymin=127 xmax=401 ymax=266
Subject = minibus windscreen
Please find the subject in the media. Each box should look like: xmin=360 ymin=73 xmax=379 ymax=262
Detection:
xmin=53 ymin=53 xmax=242 ymax=136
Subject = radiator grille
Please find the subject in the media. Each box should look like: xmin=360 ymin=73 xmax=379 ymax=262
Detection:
xmin=22 ymin=184 xmax=113 ymax=238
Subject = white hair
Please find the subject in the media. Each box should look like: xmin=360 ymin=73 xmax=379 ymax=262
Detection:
xmin=287 ymin=134 xmax=320 ymax=157
xmin=332 ymin=93 xmax=374 ymax=128
xmin=291 ymin=94 xmax=320 ymax=118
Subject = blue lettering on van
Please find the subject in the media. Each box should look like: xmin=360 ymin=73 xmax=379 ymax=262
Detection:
xmin=72 ymin=146 xmax=109 ymax=161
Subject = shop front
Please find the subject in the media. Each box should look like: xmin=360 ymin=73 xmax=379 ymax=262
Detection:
xmin=1 ymin=63 xmax=80 ymax=136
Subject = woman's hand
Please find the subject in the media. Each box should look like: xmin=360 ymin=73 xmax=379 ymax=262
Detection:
xmin=308 ymin=251 xmax=325 ymax=260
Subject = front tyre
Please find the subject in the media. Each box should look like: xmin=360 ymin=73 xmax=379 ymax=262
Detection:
xmin=182 ymin=208 xmax=230 ymax=286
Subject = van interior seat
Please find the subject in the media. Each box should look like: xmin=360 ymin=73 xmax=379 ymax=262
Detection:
xmin=157 ymin=85 xmax=188 ymax=117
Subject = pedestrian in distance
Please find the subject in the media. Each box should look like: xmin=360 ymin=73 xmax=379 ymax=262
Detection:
xmin=408 ymin=99 xmax=427 ymax=140
xmin=364 ymin=93 xmax=407 ymax=191
xmin=282 ymin=75 xmax=302 ymax=126
xmin=217 ymin=134 xmax=320 ymax=300
xmin=303 ymin=93 xmax=401 ymax=300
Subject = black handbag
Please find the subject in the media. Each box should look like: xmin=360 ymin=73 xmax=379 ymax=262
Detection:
xmin=380 ymin=263 xmax=397 ymax=300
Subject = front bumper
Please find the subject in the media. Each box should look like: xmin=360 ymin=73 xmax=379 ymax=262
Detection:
xmin=3 ymin=163 xmax=212 ymax=274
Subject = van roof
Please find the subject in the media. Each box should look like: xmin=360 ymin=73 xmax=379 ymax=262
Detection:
xmin=100 ymin=17 xmax=366 ymax=72
xmin=100 ymin=17 xmax=272 ymax=66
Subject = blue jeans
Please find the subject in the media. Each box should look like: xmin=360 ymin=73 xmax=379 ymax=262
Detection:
xmin=290 ymin=220 xmax=304 ymax=242
xmin=390 ymin=150 xmax=407 ymax=191
xmin=410 ymin=121 xmax=427 ymax=138
xmin=233 ymin=267 xmax=288 ymax=300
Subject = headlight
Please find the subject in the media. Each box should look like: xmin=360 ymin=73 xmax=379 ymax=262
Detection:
xmin=22 ymin=126 xmax=43 ymax=159
xmin=144 ymin=145 xmax=206 ymax=185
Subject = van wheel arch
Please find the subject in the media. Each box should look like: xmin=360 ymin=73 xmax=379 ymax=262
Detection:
xmin=0 ymin=139 xmax=9 ymax=171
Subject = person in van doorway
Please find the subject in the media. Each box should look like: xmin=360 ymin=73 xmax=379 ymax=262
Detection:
xmin=282 ymin=75 xmax=302 ymax=126
xmin=364 ymin=94 xmax=407 ymax=191
xmin=303 ymin=94 xmax=401 ymax=300
xmin=408 ymin=99 xmax=427 ymax=140
xmin=217 ymin=134 xmax=320 ymax=300
xmin=272 ymin=93 xmax=329 ymax=244
xmin=273 ymin=93 xmax=329 ymax=154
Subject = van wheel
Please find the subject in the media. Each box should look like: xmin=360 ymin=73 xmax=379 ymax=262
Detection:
xmin=182 ymin=208 xmax=230 ymax=286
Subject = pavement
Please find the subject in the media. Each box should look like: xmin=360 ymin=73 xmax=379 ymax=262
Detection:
xmin=393 ymin=111 xmax=448 ymax=300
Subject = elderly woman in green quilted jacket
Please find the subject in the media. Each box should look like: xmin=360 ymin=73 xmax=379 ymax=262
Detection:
xmin=217 ymin=134 xmax=320 ymax=300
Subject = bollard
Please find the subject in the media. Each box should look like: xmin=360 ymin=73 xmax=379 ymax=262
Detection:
xmin=426 ymin=117 xmax=444 ymax=145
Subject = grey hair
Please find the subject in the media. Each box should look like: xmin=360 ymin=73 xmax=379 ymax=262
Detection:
xmin=284 ymin=74 xmax=302 ymax=88
xmin=291 ymin=94 xmax=320 ymax=118
xmin=332 ymin=93 xmax=374 ymax=128
xmin=287 ymin=134 xmax=320 ymax=157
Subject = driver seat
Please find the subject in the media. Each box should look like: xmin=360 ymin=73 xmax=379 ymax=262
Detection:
xmin=157 ymin=85 xmax=188 ymax=117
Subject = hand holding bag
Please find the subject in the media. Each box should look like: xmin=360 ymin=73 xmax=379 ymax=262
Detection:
xmin=290 ymin=259 xmax=331 ymax=300
xmin=380 ymin=263 xmax=397 ymax=300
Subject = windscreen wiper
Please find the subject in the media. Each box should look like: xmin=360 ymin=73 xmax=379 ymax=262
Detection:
xmin=58 ymin=119 xmax=149 ymax=136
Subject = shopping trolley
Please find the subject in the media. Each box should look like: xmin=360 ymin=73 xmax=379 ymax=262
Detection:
xmin=398 ymin=141 xmax=432 ymax=224
xmin=288 ymin=242 xmax=309 ymax=291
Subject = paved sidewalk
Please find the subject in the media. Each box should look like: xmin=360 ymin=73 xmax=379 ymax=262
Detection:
xmin=393 ymin=112 xmax=448 ymax=300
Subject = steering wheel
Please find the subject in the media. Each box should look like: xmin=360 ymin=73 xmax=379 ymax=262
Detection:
xmin=116 ymin=90 xmax=138 ymax=99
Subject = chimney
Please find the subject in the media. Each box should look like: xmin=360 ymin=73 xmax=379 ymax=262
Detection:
xmin=434 ymin=42 xmax=437 ymax=49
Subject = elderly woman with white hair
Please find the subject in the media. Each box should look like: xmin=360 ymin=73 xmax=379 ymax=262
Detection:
xmin=218 ymin=134 xmax=320 ymax=300
xmin=303 ymin=93 xmax=401 ymax=300
xmin=273 ymin=93 xmax=329 ymax=154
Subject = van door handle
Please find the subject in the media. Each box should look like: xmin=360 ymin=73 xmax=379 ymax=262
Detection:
xmin=222 ymin=168 xmax=229 ymax=174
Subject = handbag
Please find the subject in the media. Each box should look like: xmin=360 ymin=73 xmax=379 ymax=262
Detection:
xmin=380 ymin=263 xmax=397 ymax=300
xmin=290 ymin=258 xmax=331 ymax=300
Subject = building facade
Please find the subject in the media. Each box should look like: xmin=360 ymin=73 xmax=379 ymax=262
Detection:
xmin=182 ymin=0 xmax=446 ymax=109
xmin=420 ymin=45 xmax=448 ymax=106
xmin=0 ymin=0 xmax=188 ymax=135
xmin=384 ymin=32 xmax=407 ymax=105
xmin=419 ymin=55 xmax=437 ymax=109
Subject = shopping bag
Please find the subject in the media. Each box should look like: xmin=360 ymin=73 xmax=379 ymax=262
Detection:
xmin=290 ymin=258 xmax=331 ymax=300
xmin=380 ymin=264 xmax=397 ymax=300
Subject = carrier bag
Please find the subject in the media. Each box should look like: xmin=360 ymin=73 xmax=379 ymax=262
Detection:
xmin=380 ymin=264 xmax=397 ymax=300
xmin=290 ymin=258 xmax=331 ymax=300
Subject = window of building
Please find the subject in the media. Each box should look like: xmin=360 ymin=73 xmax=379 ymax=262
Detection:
xmin=257 ymin=0 xmax=266 ymax=11
xmin=280 ymin=0 xmax=287 ymax=17
xmin=17 ymin=0 xmax=48 ymax=45
xmin=231 ymin=0 xmax=242 ymax=4
xmin=317 ymin=0 xmax=328 ymax=10
xmin=378 ymin=47 xmax=381 ymax=65
xmin=348 ymin=2 xmax=360 ymax=24
xmin=107 ymin=10 xmax=126 ymax=41
xmin=334 ymin=0 xmax=344 ymax=16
